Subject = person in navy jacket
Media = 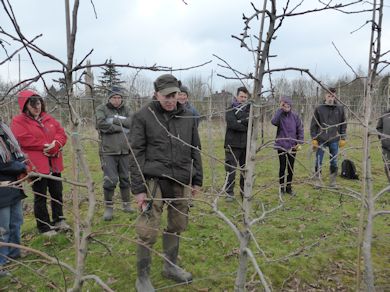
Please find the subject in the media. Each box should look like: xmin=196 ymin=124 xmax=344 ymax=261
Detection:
xmin=0 ymin=117 xmax=27 ymax=276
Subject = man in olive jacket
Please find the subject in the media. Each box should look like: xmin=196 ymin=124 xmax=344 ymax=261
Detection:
xmin=95 ymin=86 xmax=134 ymax=221
xmin=129 ymin=74 xmax=202 ymax=291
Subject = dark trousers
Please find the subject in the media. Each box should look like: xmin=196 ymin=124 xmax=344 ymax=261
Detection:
xmin=224 ymin=147 xmax=246 ymax=196
xmin=32 ymin=173 xmax=64 ymax=233
xmin=277 ymin=150 xmax=296 ymax=191
xmin=101 ymin=154 xmax=130 ymax=191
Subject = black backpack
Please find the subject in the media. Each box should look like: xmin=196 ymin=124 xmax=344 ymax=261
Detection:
xmin=340 ymin=159 xmax=359 ymax=180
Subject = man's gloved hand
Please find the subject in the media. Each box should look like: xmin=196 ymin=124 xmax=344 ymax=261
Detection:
xmin=43 ymin=140 xmax=62 ymax=157
xmin=293 ymin=144 xmax=302 ymax=151
xmin=339 ymin=139 xmax=346 ymax=148
xmin=113 ymin=115 xmax=126 ymax=120
xmin=312 ymin=139 xmax=319 ymax=150
xmin=105 ymin=117 xmax=114 ymax=124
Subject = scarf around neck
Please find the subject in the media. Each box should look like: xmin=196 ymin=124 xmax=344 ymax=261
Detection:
xmin=0 ymin=120 xmax=24 ymax=163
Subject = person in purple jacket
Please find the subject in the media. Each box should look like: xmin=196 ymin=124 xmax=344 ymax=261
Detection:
xmin=271 ymin=96 xmax=304 ymax=195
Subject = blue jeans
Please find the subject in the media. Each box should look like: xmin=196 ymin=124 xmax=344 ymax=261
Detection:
xmin=315 ymin=141 xmax=339 ymax=172
xmin=0 ymin=200 xmax=23 ymax=266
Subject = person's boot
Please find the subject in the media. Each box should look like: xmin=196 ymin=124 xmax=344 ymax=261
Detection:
xmin=279 ymin=184 xmax=285 ymax=195
xmin=162 ymin=232 xmax=192 ymax=283
xmin=285 ymin=184 xmax=296 ymax=196
xmin=313 ymin=167 xmax=322 ymax=189
xmin=329 ymin=166 xmax=338 ymax=188
xmin=135 ymin=244 xmax=155 ymax=292
xmin=120 ymin=188 xmax=135 ymax=213
xmin=103 ymin=189 xmax=114 ymax=221
xmin=225 ymin=193 xmax=234 ymax=202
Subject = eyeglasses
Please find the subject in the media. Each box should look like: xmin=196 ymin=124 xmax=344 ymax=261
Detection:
xmin=28 ymin=97 xmax=42 ymax=107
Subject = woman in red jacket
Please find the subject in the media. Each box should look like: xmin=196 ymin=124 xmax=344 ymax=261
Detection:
xmin=11 ymin=90 xmax=69 ymax=236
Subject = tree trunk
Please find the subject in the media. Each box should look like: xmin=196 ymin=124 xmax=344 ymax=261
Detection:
xmin=234 ymin=0 xmax=273 ymax=288
xmin=358 ymin=2 xmax=384 ymax=290
xmin=234 ymin=231 xmax=250 ymax=291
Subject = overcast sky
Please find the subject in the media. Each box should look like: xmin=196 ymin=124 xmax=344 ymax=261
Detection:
xmin=0 ymin=0 xmax=389 ymax=94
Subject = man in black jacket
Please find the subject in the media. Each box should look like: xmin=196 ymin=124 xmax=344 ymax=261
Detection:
xmin=224 ymin=87 xmax=250 ymax=202
xmin=310 ymin=87 xmax=347 ymax=188
xmin=129 ymin=74 xmax=202 ymax=291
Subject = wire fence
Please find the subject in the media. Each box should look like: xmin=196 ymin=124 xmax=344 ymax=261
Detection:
xmin=1 ymin=95 xmax=388 ymax=132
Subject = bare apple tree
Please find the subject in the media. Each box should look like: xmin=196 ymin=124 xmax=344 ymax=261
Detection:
xmin=358 ymin=1 xmax=390 ymax=291
xmin=0 ymin=0 xmax=209 ymax=290
xmin=216 ymin=1 xmax=387 ymax=290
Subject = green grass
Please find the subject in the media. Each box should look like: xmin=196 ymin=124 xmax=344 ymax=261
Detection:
xmin=1 ymin=123 xmax=389 ymax=291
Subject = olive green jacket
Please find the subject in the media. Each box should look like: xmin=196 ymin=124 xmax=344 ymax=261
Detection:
xmin=95 ymin=102 xmax=132 ymax=155
xmin=129 ymin=100 xmax=203 ymax=194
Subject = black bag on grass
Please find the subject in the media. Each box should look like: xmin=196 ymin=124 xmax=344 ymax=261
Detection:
xmin=340 ymin=159 xmax=359 ymax=180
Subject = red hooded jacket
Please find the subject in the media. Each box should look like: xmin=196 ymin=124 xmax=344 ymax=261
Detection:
xmin=11 ymin=90 xmax=67 ymax=174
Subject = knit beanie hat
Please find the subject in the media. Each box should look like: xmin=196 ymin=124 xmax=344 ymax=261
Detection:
xmin=107 ymin=86 xmax=124 ymax=100
xmin=280 ymin=96 xmax=293 ymax=106
xmin=180 ymin=85 xmax=189 ymax=95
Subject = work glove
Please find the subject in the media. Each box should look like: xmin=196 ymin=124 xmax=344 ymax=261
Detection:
xmin=43 ymin=140 xmax=62 ymax=157
xmin=311 ymin=139 xmax=319 ymax=151
xmin=339 ymin=139 xmax=346 ymax=148
xmin=293 ymin=144 xmax=302 ymax=152
xmin=113 ymin=115 xmax=127 ymax=125
xmin=113 ymin=114 xmax=127 ymax=120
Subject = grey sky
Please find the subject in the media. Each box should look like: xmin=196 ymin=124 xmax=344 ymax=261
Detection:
xmin=0 ymin=0 xmax=389 ymax=94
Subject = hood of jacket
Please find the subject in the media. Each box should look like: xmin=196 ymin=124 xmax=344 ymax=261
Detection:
xmin=17 ymin=90 xmax=42 ymax=113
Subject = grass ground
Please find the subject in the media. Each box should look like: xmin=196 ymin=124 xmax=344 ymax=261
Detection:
xmin=0 ymin=122 xmax=389 ymax=291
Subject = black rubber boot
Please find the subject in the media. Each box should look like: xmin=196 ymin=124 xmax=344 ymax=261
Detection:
xmin=135 ymin=244 xmax=155 ymax=292
xmin=285 ymin=184 xmax=296 ymax=196
xmin=103 ymin=189 xmax=114 ymax=221
xmin=329 ymin=166 xmax=338 ymax=188
xmin=120 ymin=188 xmax=135 ymax=213
xmin=313 ymin=167 xmax=322 ymax=189
xmin=162 ymin=233 xmax=192 ymax=283
xmin=225 ymin=193 xmax=234 ymax=202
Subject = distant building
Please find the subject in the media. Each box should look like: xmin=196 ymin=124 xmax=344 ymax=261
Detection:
xmin=208 ymin=90 xmax=234 ymax=118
